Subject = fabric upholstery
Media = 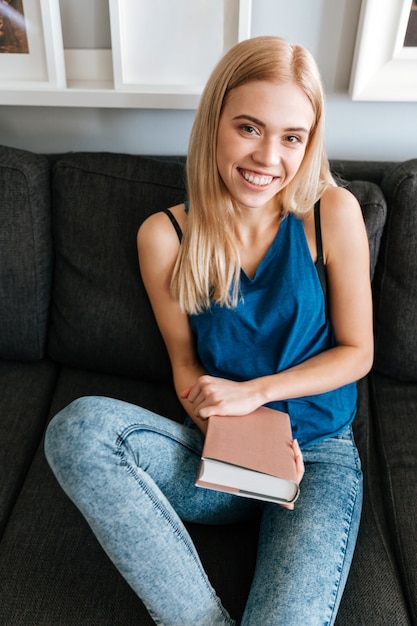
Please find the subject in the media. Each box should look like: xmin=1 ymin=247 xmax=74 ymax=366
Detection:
xmin=346 ymin=180 xmax=387 ymax=278
xmin=47 ymin=153 xmax=186 ymax=382
xmin=371 ymin=371 xmax=417 ymax=624
xmin=331 ymin=160 xmax=397 ymax=186
xmin=0 ymin=358 xmax=57 ymax=537
xmin=373 ymin=160 xmax=417 ymax=380
xmin=335 ymin=378 xmax=410 ymax=625
xmin=0 ymin=441 xmax=151 ymax=625
xmin=0 ymin=146 xmax=52 ymax=360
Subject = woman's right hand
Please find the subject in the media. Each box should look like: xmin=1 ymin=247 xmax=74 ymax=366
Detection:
xmin=180 ymin=375 xmax=262 ymax=421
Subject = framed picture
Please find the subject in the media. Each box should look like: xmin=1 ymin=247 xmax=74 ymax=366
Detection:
xmin=109 ymin=0 xmax=252 ymax=105
xmin=350 ymin=0 xmax=417 ymax=101
xmin=0 ymin=0 xmax=65 ymax=89
xmin=404 ymin=0 xmax=417 ymax=46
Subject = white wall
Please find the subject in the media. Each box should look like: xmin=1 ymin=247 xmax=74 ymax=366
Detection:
xmin=0 ymin=0 xmax=416 ymax=161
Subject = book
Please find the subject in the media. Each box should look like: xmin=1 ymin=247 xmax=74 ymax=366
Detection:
xmin=195 ymin=406 xmax=299 ymax=505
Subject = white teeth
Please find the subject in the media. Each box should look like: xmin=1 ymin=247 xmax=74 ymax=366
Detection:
xmin=242 ymin=171 xmax=273 ymax=186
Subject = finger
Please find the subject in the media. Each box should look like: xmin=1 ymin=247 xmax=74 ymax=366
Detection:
xmin=180 ymin=386 xmax=210 ymax=420
xmin=292 ymin=439 xmax=305 ymax=482
xmin=184 ymin=384 xmax=203 ymax=404
xmin=180 ymin=386 xmax=193 ymax=399
xmin=293 ymin=440 xmax=303 ymax=465
xmin=197 ymin=405 xmax=218 ymax=420
xmin=292 ymin=439 xmax=302 ymax=458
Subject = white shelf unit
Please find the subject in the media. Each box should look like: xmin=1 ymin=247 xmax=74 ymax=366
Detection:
xmin=0 ymin=0 xmax=252 ymax=109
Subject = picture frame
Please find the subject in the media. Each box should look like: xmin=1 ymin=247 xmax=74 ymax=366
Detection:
xmin=0 ymin=0 xmax=65 ymax=90
xmin=108 ymin=0 xmax=252 ymax=106
xmin=349 ymin=0 xmax=417 ymax=101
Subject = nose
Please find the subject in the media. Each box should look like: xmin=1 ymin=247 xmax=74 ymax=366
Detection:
xmin=252 ymin=137 xmax=281 ymax=167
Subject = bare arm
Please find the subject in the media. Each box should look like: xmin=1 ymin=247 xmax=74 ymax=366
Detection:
xmin=137 ymin=207 xmax=208 ymax=433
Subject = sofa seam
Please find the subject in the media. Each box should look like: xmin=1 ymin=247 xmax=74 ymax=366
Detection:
xmin=53 ymin=162 xmax=186 ymax=190
xmin=1 ymin=162 xmax=50 ymax=359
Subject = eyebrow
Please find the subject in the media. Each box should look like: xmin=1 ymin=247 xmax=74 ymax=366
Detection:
xmin=232 ymin=114 xmax=310 ymax=134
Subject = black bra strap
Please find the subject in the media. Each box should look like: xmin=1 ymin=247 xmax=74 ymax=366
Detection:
xmin=314 ymin=200 xmax=327 ymax=304
xmin=162 ymin=209 xmax=183 ymax=243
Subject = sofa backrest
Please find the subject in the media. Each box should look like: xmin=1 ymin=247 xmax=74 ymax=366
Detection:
xmin=0 ymin=145 xmax=53 ymax=361
xmin=343 ymin=179 xmax=387 ymax=279
xmin=374 ymin=159 xmax=417 ymax=381
xmin=0 ymin=145 xmax=391 ymax=383
xmin=47 ymin=152 xmax=186 ymax=382
xmin=46 ymin=152 xmax=388 ymax=383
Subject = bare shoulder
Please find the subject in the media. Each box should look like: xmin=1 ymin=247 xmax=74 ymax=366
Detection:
xmin=137 ymin=203 xmax=187 ymax=265
xmin=320 ymin=185 xmax=362 ymax=222
xmin=319 ymin=186 xmax=367 ymax=264
xmin=138 ymin=204 xmax=185 ymax=246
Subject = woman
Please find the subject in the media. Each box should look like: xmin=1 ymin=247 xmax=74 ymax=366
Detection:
xmin=45 ymin=36 xmax=373 ymax=625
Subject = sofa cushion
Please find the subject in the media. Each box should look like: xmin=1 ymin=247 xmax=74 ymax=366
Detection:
xmin=0 ymin=146 xmax=52 ymax=360
xmin=374 ymin=159 xmax=417 ymax=380
xmin=48 ymin=153 xmax=186 ymax=381
xmin=370 ymin=371 xmax=417 ymax=623
xmin=335 ymin=377 xmax=411 ymax=625
xmin=331 ymin=160 xmax=397 ymax=186
xmin=0 ymin=358 xmax=57 ymax=538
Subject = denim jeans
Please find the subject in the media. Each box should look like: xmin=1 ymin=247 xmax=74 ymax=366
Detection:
xmin=45 ymin=396 xmax=362 ymax=626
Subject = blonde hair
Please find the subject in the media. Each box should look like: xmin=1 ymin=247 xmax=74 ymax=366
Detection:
xmin=171 ymin=36 xmax=335 ymax=314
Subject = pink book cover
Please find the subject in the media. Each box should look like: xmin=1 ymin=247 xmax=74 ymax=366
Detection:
xmin=196 ymin=406 xmax=297 ymax=484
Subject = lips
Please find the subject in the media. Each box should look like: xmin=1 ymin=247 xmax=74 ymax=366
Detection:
xmin=240 ymin=168 xmax=275 ymax=187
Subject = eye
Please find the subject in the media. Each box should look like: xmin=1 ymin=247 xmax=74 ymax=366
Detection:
xmin=285 ymin=135 xmax=301 ymax=144
xmin=239 ymin=124 xmax=259 ymax=136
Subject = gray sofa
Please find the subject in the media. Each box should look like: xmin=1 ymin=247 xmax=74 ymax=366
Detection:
xmin=0 ymin=144 xmax=416 ymax=625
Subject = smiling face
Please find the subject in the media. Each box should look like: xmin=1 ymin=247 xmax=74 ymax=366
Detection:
xmin=216 ymin=80 xmax=315 ymax=213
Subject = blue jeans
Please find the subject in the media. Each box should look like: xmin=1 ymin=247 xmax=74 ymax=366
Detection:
xmin=45 ymin=396 xmax=362 ymax=626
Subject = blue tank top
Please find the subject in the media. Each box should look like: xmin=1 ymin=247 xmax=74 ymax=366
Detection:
xmin=189 ymin=213 xmax=357 ymax=446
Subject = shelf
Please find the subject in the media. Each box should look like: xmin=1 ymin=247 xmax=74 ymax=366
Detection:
xmin=0 ymin=86 xmax=203 ymax=109
xmin=0 ymin=0 xmax=252 ymax=109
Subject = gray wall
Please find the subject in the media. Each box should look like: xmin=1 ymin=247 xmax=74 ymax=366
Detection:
xmin=0 ymin=0 xmax=416 ymax=160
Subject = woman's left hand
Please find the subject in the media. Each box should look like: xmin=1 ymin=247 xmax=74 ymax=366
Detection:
xmin=280 ymin=439 xmax=305 ymax=510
